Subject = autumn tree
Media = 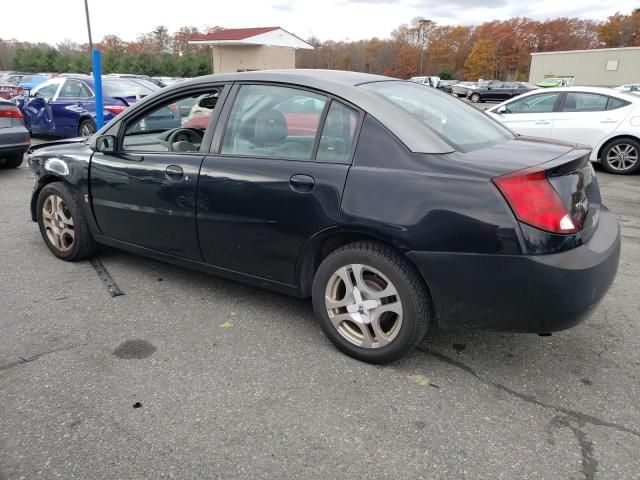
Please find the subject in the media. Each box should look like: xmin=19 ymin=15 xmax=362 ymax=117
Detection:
xmin=464 ymin=39 xmax=497 ymax=80
xmin=597 ymin=10 xmax=640 ymax=47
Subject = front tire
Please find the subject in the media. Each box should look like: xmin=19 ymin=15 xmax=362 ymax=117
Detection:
xmin=600 ymin=138 xmax=640 ymax=175
xmin=2 ymin=153 xmax=23 ymax=168
xmin=78 ymin=118 xmax=96 ymax=137
xmin=312 ymin=242 xmax=431 ymax=364
xmin=470 ymin=93 xmax=481 ymax=103
xmin=37 ymin=183 xmax=96 ymax=261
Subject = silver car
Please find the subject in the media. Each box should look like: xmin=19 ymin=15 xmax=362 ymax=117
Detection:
xmin=0 ymin=98 xmax=30 ymax=168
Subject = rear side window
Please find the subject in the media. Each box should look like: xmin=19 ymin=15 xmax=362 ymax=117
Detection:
xmin=59 ymin=80 xmax=92 ymax=98
xmin=606 ymin=97 xmax=631 ymax=110
xmin=221 ymin=85 xmax=328 ymax=161
xmin=505 ymin=92 xmax=560 ymax=114
xmin=316 ymin=102 xmax=359 ymax=164
xmin=362 ymin=81 xmax=512 ymax=152
xmin=562 ymin=93 xmax=608 ymax=112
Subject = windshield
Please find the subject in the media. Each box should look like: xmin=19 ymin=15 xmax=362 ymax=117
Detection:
xmin=361 ymin=81 xmax=512 ymax=152
xmin=103 ymin=79 xmax=157 ymax=98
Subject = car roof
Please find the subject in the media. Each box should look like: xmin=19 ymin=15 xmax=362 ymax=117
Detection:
xmin=161 ymin=69 xmax=454 ymax=154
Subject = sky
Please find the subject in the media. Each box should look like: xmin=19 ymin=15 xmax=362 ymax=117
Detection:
xmin=2 ymin=0 xmax=636 ymax=45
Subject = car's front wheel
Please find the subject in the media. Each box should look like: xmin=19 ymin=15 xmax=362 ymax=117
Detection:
xmin=600 ymin=138 xmax=640 ymax=175
xmin=37 ymin=183 xmax=96 ymax=261
xmin=470 ymin=93 xmax=481 ymax=103
xmin=312 ymin=242 xmax=431 ymax=363
xmin=78 ymin=119 xmax=96 ymax=137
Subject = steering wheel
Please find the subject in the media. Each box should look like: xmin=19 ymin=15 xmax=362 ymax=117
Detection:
xmin=167 ymin=128 xmax=204 ymax=152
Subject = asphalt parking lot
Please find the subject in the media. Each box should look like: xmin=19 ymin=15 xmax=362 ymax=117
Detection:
xmin=1 ymin=132 xmax=639 ymax=479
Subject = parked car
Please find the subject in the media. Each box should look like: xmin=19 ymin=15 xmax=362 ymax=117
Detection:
xmin=1 ymin=73 xmax=28 ymax=85
xmin=487 ymin=86 xmax=640 ymax=174
xmin=18 ymin=74 xmax=48 ymax=92
xmin=436 ymin=80 xmax=458 ymax=93
xmin=14 ymin=75 xmax=179 ymax=138
xmin=613 ymin=84 xmax=640 ymax=95
xmin=409 ymin=76 xmax=440 ymax=87
xmin=0 ymin=98 xmax=30 ymax=168
xmin=536 ymin=77 xmax=574 ymax=88
xmin=450 ymin=81 xmax=477 ymax=97
xmin=0 ymin=79 xmax=22 ymax=100
xmin=26 ymin=70 xmax=620 ymax=363
xmin=467 ymin=82 xmax=537 ymax=103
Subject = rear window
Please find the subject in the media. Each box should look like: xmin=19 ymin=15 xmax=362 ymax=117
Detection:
xmin=103 ymin=79 xmax=157 ymax=98
xmin=361 ymin=81 xmax=512 ymax=152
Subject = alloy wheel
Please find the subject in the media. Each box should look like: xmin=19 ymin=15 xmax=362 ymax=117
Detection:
xmin=324 ymin=264 xmax=403 ymax=349
xmin=471 ymin=93 xmax=480 ymax=103
xmin=80 ymin=122 xmax=96 ymax=137
xmin=606 ymin=143 xmax=638 ymax=172
xmin=42 ymin=195 xmax=75 ymax=252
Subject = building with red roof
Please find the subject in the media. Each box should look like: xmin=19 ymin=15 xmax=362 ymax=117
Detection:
xmin=189 ymin=27 xmax=313 ymax=74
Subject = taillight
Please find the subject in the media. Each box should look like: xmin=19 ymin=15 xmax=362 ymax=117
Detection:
xmin=0 ymin=106 xmax=23 ymax=118
xmin=104 ymin=105 xmax=126 ymax=115
xmin=493 ymin=169 xmax=578 ymax=234
xmin=168 ymin=103 xmax=179 ymax=115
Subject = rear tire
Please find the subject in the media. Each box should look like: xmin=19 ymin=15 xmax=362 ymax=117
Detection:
xmin=312 ymin=242 xmax=431 ymax=364
xmin=2 ymin=153 xmax=23 ymax=168
xmin=600 ymin=138 xmax=640 ymax=175
xmin=37 ymin=182 xmax=96 ymax=261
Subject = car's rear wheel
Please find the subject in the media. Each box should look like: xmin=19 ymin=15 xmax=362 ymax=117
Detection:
xmin=312 ymin=242 xmax=431 ymax=364
xmin=2 ymin=153 xmax=23 ymax=168
xmin=470 ymin=93 xmax=481 ymax=103
xmin=37 ymin=183 xmax=96 ymax=261
xmin=78 ymin=119 xmax=96 ymax=137
xmin=600 ymin=139 xmax=640 ymax=175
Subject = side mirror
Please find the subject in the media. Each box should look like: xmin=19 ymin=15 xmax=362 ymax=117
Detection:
xmin=93 ymin=135 xmax=116 ymax=153
xmin=198 ymin=95 xmax=218 ymax=110
xmin=497 ymin=105 xmax=509 ymax=114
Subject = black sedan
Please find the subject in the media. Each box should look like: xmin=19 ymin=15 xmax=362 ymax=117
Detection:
xmin=26 ymin=70 xmax=620 ymax=363
xmin=468 ymin=81 xmax=537 ymax=103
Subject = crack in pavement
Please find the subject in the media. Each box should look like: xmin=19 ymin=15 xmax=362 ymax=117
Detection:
xmin=418 ymin=347 xmax=640 ymax=438
xmin=0 ymin=343 xmax=88 ymax=372
xmin=550 ymin=416 xmax=598 ymax=480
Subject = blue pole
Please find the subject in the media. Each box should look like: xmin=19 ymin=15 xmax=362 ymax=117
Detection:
xmin=91 ymin=49 xmax=104 ymax=129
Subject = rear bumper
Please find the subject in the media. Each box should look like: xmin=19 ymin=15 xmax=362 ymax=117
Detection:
xmin=0 ymin=125 xmax=30 ymax=155
xmin=408 ymin=209 xmax=620 ymax=332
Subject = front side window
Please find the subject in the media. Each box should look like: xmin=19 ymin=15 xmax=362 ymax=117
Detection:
xmin=221 ymin=85 xmax=328 ymax=160
xmin=122 ymin=90 xmax=220 ymax=153
xmin=58 ymin=80 xmax=92 ymax=98
xmin=33 ymin=82 xmax=59 ymax=99
xmin=361 ymin=81 xmax=512 ymax=152
xmin=505 ymin=92 xmax=561 ymax=114
xmin=562 ymin=93 xmax=608 ymax=112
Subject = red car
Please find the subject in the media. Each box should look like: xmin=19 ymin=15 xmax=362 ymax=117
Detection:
xmin=0 ymin=79 xmax=22 ymax=100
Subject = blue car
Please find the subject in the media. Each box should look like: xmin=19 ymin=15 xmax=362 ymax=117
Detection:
xmin=15 ymin=76 xmax=181 ymax=138
xmin=18 ymin=74 xmax=48 ymax=92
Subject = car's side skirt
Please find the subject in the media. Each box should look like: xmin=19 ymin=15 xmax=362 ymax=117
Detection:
xmin=93 ymin=235 xmax=303 ymax=298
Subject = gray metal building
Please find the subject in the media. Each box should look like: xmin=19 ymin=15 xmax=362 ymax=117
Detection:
xmin=529 ymin=47 xmax=640 ymax=87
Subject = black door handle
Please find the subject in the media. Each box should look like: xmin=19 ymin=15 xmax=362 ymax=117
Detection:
xmin=165 ymin=165 xmax=184 ymax=180
xmin=289 ymin=174 xmax=315 ymax=192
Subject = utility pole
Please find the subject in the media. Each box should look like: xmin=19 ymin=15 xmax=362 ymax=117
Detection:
xmin=84 ymin=0 xmax=94 ymax=53
xmin=417 ymin=18 xmax=433 ymax=76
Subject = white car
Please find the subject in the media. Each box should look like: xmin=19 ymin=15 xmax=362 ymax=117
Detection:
xmin=487 ymin=86 xmax=640 ymax=174
xmin=614 ymin=84 xmax=640 ymax=95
